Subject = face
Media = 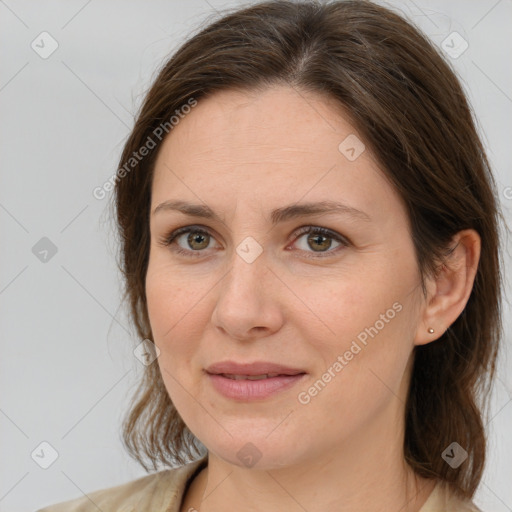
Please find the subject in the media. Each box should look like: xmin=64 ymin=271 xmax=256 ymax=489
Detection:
xmin=146 ymin=85 xmax=425 ymax=470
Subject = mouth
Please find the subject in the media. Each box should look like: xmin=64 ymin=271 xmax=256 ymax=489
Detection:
xmin=205 ymin=360 xmax=306 ymax=377
xmin=206 ymin=371 xmax=307 ymax=400
xmin=204 ymin=361 xmax=307 ymax=400
xmin=218 ymin=372 xmax=305 ymax=380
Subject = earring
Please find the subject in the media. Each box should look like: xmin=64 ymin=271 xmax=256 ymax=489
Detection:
xmin=428 ymin=327 xmax=435 ymax=334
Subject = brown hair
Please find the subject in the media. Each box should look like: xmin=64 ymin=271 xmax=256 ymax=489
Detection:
xmin=113 ymin=0 xmax=503 ymax=500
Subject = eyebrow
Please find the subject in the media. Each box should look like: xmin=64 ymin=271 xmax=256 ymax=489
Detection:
xmin=152 ymin=199 xmax=371 ymax=224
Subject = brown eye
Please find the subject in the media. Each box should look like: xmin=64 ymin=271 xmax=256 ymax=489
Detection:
xmin=292 ymin=226 xmax=349 ymax=258
xmin=306 ymin=233 xmax=333 ymax=252
xmin=160 ymin=226 xmax=219 ymax=257
xmin=186 ymin=231 xmax=210 ymax=250
xmin=160 ymin=225 xmax=348 ymax=259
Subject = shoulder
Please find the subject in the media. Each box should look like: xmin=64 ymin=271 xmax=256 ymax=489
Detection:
xmin=419 ymin=481 xmax=482 ymax=512
xmin=36 ymin=455 xmax=208 ymax=512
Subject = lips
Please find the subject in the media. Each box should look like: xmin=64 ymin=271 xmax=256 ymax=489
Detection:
xmin=207 ymin=372 xmax=307 ymax=401
xmin=205 ymin=361 xmax=306 ymax=377
xmin=221 ymin=373 xmax=285 ymax=380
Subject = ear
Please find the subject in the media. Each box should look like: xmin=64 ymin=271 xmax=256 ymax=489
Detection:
xmin=414 ymin=229 xmax=481 ymax=346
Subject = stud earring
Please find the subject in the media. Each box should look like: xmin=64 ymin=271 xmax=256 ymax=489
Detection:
xmin=428 ymin=328 xmax=435 ymax=334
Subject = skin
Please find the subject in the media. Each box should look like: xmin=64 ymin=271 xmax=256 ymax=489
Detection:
xmin=145 ymin=85 xmax=481 ymax=512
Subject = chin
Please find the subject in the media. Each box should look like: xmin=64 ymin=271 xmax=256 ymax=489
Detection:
xmin=204 ymin=434 xmax=304 ymax=470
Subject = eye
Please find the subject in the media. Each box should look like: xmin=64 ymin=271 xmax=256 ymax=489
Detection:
xmin=159 ymin=226 xmax=220 ymax=257
xmin=290 ymin=226 xmax=349 ymax=258
xmin=158 ymin=225 xmax=349 ymax=259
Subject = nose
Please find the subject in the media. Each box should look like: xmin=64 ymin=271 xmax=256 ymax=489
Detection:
xmin=211 ymin=248 xmax=285 ymax=341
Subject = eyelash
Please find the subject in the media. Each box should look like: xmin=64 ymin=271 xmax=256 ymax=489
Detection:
xmin=158 ymin=225 xmax=350 ymax=259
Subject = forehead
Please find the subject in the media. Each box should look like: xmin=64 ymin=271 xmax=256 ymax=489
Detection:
xmin=151 ymin=85 xmax=403 ymax=224
xmin=156 ymin=86 xmax=359 ymax=168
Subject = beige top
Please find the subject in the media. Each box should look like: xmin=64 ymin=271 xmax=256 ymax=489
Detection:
xmin=37 ymin=454 xmax=482 ymax=512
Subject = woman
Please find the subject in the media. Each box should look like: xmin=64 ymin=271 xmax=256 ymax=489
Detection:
xmin=38 ymin=0 xmax=503 ymax=511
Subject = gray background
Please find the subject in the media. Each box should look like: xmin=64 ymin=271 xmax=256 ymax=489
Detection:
xmin=1 ymin=1 xmax=511 ymax=511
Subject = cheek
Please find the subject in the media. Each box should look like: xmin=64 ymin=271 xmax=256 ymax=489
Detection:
xmin=145 ymin=266 xmax=202 ymax=414
xmin=300 ymin=263 xmax=418 ymax=403
xmin=299 ymin=302 xmax=414 ymax=441
xmin=145 ymin=262 xmax=201 ymax=381
xmin=145 ymin=255 xmax=211 ymax=338
xmin=297 ymin=262 xmax=411 ymax=351
xmin=145 ymin=267 xmax=179 ymax=338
